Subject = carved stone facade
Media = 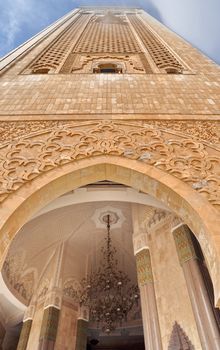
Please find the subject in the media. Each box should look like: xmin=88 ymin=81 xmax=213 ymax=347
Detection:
xmin=0 ymin=121 xmax=219 ymax=209
xmin=0 ymin=5 xmax=220 ymax=350
xmin=21 ymin=10 xmax=186 ymax=76
xmin=127 ymin=14 xmax=186 ymax=73
xmin=1 ymin=121 xmax=219 ymax=146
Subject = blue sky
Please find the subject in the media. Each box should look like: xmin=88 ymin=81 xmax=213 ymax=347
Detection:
xmin=0 ymin=0 xmax=220 ymax=64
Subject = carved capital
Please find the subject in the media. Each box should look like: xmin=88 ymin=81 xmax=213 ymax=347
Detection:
xmin=173 ymin=225 xmax=197 ymax=265
xmin=78 ymin=305 xmax=89 ymax=322
xmin=133 ymin=232 xmax=149 ymax=255
xmin=23 ymin=303 xmax=36 ymax=322
xmin=136 ymin=249 xmax=153 ymax=285
xmin=44 ymin=287 xmax=62 ymax=310
xmin=132 ymin=204 xmax=155 ymax=235
xmin=171 ymin=216 xmax=183 ymax=232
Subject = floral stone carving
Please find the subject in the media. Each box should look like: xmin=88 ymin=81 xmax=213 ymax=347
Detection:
xmin=0 ymin=120 xmax=219 ymax=209
xmin=3 ymin=252 xmax=35 ymax=304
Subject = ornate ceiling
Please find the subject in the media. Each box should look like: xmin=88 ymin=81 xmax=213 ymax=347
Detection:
xmin=0 ymin=184 xmax=170 ymax=329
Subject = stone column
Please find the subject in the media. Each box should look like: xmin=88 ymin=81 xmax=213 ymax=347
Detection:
xmin=38 ymin=305 xmax=60 ymax=350
xmin=75 ymin=319 xmax=88 ymax=350
xmin=17 ymin=303 xmax=35 ymax=350
xmin=135 ymin=248 xmax=163 ymax=350
xmin=173 ymin=224 xmax=220 ymax=350
xmin=38 ymin=243 xmax=64 ymax=349
xmin=17 ymin=320 xmax=32 ymax=350
xmin=75 ymin=306 xmax=89 ymax=350
xmin=132 ymin=204 xmax=163 ymax=350
xmin=0 ymin=319 xmax=5 ymax=350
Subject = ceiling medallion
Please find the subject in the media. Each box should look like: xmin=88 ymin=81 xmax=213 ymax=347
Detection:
xmin=92 ymin=206 xmax=125 ymax=229
xmin=100 ymin=211 xmax=119 ymax=225
xmin=79 ymin=214 xmax=139 ymax=334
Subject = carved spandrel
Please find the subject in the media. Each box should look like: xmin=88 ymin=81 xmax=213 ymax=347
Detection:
xmin=0 ymin=120 xmax=219 ymax=146
xmin=133 ymin=233 xmax=149 ymax=256
xmin=0 ymin=121 xmax=219 ymax=210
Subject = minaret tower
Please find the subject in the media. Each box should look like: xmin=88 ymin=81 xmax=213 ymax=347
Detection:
xmin=0 ymin=6 xmax=220 ymax=350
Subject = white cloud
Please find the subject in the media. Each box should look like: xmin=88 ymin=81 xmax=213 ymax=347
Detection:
xmin=0 ymin=0 xmax=50 ymax=57
xmin=0 ymin=0 xmax=219 ymax=63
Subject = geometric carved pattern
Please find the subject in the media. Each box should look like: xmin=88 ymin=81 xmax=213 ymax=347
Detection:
xmin=23 ymin=11 xmax=186 ymax=75
xmin=168 ymin=322 xmax=195 ymax=350
xmin=60 ymin=53 xmax=148 ymax=74
xmin=128 ymin=15 xmax=185 ymax=73
xmin=23 ymin=14 xmax=91 ymax=74
xmin=145 ymin=121 xmax=220 ymax=147
xmin=0 ymin=121 xmax=219 ymax=146
xmin=0 ymin=121 xmax=219 ymax=210
xmin=173 ymin=226 xmax=197 ymax=266
xmin=73 ymin=13 xmax=142 ymax=54
xmin=136 ymin=249 xmax=153 ymax=285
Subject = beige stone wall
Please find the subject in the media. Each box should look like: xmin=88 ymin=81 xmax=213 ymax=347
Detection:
xmin=0 ymin=10 xmax=219 ymax=121
xmin=149 ymin=219 xmax=202 ymax=349
xmin=26 ymin=304 xmax=44 ymax=350
xmin=23 ymin=300 xmax=79 ymax=350
xmin=0 ymin=7 xmax=219 ymax=350
xmin=55 ymin=301 xmax=78 ymax=350
xmin=0 ymin=72 xmax=219 ymax=120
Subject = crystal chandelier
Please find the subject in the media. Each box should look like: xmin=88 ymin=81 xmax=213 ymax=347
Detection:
xmin=79 ymin=214 xmax=139 ymax=334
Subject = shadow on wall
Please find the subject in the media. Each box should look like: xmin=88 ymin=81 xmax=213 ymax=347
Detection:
xmin=2 ymin=322 xmax=22 ymax=350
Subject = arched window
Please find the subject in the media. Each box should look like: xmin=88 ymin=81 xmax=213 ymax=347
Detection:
xmin=165 ymin=67 xmax=182 ymax=74
xmin=93 ymin=63 xmax=123 ymax=74
xmin=32 ymin=68 xmax=50 ymax=74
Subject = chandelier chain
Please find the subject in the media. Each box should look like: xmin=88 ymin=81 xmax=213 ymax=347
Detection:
xmin=79 ymin=213 xmax=139 ymax=334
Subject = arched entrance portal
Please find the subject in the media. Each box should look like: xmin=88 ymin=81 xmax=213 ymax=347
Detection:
xmin=0 ymin=121 xmax=220 ymax=349
xmin=0 ymin=155 xmax=219 ymax=307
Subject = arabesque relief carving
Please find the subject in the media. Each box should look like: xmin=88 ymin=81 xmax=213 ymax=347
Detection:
xmin=136 ymin=249 xmax=153 ymax=285
xmin=62 ymin=53 xmax=146 ymax=74
xmin=3 ymin=252 xmax=36 ymax=304
xmin=148 ymin=209 xmax=170 ymax=228
xmin=63 ymin=278 xmax=81 ymax=302
xmin=0 ymin=121 xmax=219 ymax=210
xmin=0 ymin=121 xmax=68 ymax=143
xmin=145 ymin=121 xmax=220 ymax=147
xmin=0 ymin=120 xmax=219 ymax=146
